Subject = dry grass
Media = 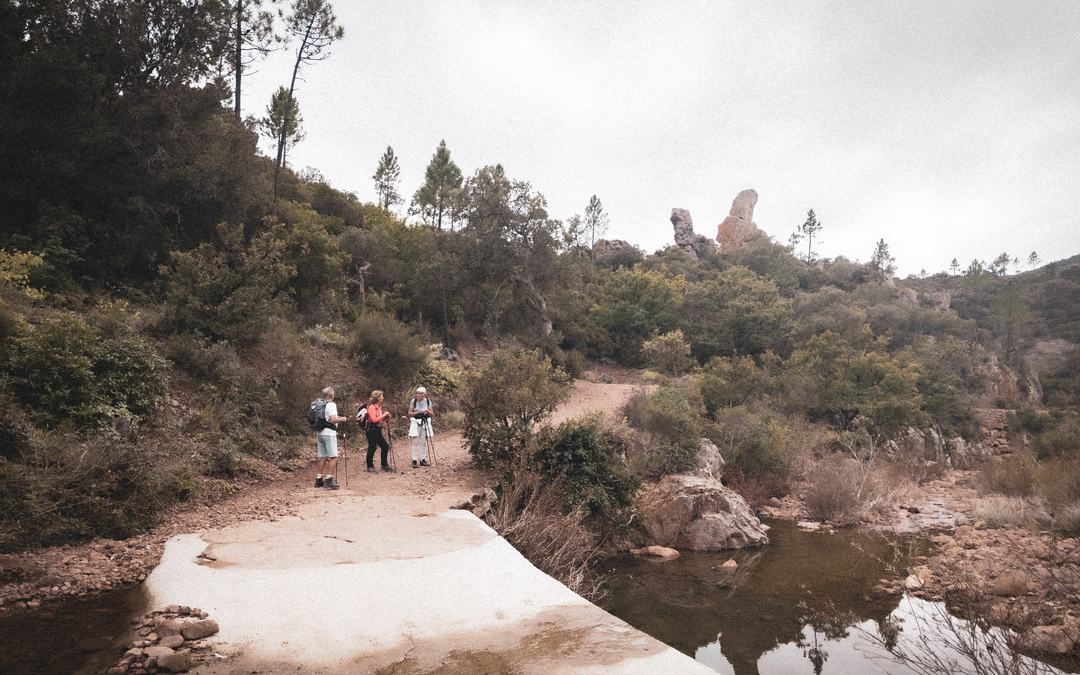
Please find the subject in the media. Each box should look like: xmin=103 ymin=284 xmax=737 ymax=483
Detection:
xmin=804 ymin=435 xmax=909 ymax=525
xmin=488 ymin=472 xmax=606 ymax=601
xmin=978 ymin=454 xmax=1038 ymax=497
xmin=972 ymin=496 xmax=1035 ymax=529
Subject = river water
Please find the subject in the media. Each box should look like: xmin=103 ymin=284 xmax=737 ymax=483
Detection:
xmin=600 ymin=520 xmax=1073 ymax=675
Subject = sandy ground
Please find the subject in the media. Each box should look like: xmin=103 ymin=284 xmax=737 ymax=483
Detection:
xmin=139 ymin=379 xmax=710 ymax=673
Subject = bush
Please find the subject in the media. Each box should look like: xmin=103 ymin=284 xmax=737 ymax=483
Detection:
xmin=350 ymin=312 xmax=428 ymax=388
xmin=0 ymin=431 xmax=193 ymax=552
xmin=641 ymin=330 xmax=695 ymax=377
xmin=1034 ymin=417 xmax=1080 ymax=460
xmin=256 ymin=322 xmax=320 ymax=432
xmin=462 ymin=349 xmax=571 ymax=468
xmin=160 ymin=222 xmax=295 ymax=345
xmin=1008 ymin=405 xmax=1054 ymax=435
xmin=977 ymin=454 xmax=1038 ymax=497
xmin=533 ymin=417 xmax=640 ymax=524
xmin=708 ymin=406 xmax=805 ymax=480
xmin=804 ymin=456 xmax=902 ymax=525
xmin=621 ymin=383 xmax=701 ymax=477
xmin=700 ymin=356 xmax=769 ymax=414
xmin=5 ymin=314 xmax=168 ymax=429
xmin=489 ymin=473 xmax=605 ymax=600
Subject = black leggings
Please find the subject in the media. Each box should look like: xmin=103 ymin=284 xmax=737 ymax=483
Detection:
xmin=366 ymin=426 xmax=390 ymax=468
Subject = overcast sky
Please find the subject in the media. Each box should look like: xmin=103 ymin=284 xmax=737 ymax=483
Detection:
xmin=245 ymin=1 xmax=1080 ymax=275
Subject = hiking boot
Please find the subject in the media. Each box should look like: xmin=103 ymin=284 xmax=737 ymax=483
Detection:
xmin=325 ymin=477 xmax=340 ymax=490
xmin=412 ymin=460 xmax=418 ymax=468
xmin=366 ymin=467 xmax=376 ymax=473
xmin=381 ymin=466 xmax=394 ymax=472
xmin=420 ymin=459 xmax=430 ymax=467
xmin=314 ymin=477 xmax=324 ymax=488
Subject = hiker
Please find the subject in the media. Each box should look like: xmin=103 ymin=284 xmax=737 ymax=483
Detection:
xmin=408 ymin=386 xmax=435 ymax=468
xmin=361 ymin=390 xmax=392 ymax=472
xmin=312 ymin=387 xmax=349 ymax=489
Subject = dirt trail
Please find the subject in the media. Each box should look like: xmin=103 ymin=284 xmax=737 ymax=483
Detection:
xmin=0 ymin=380 xmax=642 ymax=615
xmin=137 ymin=380 xmax=707 ymax=673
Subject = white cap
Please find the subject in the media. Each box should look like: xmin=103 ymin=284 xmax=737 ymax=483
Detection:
xmin=416 ymin=386 xmax=427 ymax=394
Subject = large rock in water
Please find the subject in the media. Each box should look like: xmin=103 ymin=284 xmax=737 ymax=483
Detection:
xmin=642 ymin=475 xmax=768 ymax=551
xmin=716 ymin=189 xmax=765 ymax=252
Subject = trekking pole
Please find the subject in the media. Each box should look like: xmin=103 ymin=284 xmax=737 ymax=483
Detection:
xmin=426 ymin=419 xmax=438 ymax=467
xmin=341 ymin=425 xmax=349 ymax=487
xmin=385 ymin=425 xmax=396 ymax=472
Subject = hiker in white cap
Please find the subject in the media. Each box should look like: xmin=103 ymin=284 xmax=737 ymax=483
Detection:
xmin=407 ymin=386 xmax=435 ymax=468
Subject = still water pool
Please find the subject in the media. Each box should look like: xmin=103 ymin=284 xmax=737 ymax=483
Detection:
xmin=600 ymin=520 xmax=1071 ymax=675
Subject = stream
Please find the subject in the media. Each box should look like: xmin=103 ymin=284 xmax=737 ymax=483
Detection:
xmin=600 ymin=520 xmax=1074 ymax=675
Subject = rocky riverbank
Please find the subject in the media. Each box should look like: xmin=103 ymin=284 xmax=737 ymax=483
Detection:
xmin=0 ymin=464 xmax=310 ymax=615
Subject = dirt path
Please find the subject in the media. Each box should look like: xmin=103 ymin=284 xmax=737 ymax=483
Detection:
xmin=134 ymin=380 xmax=707 ymax=674
xmin=0 ymin=380 xmax=642 ymax=615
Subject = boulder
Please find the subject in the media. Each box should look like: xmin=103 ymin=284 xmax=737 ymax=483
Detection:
xmin=716 ymin=189 xmax=765 ymax=252
xmin=154 ymin=619 xmax=184 ymax=638
xmin=694 ymin=438 xmax=725 ymax=480
xmin=904 ymin=574 xmax=924 ymax=590
xmin=180 ymin=619 xmax=219 ymax=641
xmin=143 ymin=645 xmax=175 ymax=659
xmin=158 ymin=649 xmax=193 ymax=673
xmin=159 ymin=635 xmax=185 ymax=649
xmin=720 ymin=559 xmax=738 ymax=571
xmin=1020 ymin=625 xmax=1075 ymax=655
xmin=630 ymin=545 xmax=680 ymax=560
xmin=991 ymin=572 xmax=1028 ymax=597
xmin=641 ymin=475 xmax=768 ymax=551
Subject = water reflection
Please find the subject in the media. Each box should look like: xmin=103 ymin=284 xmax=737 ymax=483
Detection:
xmin=602 ymin=520 xmax=1071 ymax=674
xmin=602 ymin=520 xmax=917 ymax=674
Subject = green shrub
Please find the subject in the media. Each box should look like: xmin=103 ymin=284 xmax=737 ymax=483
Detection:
xmin=709 ymin=406 xmax=797 ymax=478
xmin=641 ymin=330 xmax=695 ymax=377
xmin=0 ymin=431 xmax=193 ymax=552
xmin=1008 ymin=405 xmax=1054 ymax=435
xmin=1035 ymin=417 xmax=1080 ymax=460
xmin=550 ymin=347 xmax=584 ymax=379
xmin=700 ymin=355 xmax=769 ymax=414
xmin=5 ymin=314 xmax=168 ymax=429
xmin=462 ymin=349 xmax=571 ymax=468
xmin=350 ymin=312 xmax=428 ymax=388
xmin=534 ymin=417 xmax=640 ymax=524
xmin=160 ymin=222 xmax=296 ymax=345
xmin=621 ymin=383 xmax=701 ymax=477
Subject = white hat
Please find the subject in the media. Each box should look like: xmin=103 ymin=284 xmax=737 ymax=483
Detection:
xmin=416 ymin=386 xmax=427 ymax=394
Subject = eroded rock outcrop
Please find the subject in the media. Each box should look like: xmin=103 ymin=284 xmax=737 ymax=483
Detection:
xmin=716 ymin=189 xmax=765 ymax=252
xmin=592 ymin=238 xmax=643 ymax=268
xmin=671 ymin=208 xmax=698 ymax=258
xmin=641 ymin=474 xmax=768 ymax=551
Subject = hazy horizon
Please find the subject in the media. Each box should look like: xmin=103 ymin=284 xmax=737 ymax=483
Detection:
xmin=244 ymin=1 xmax=1080 ymax=275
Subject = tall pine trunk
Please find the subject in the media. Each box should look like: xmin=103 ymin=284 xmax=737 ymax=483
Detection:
xmin=273 ymin=13 xmax=315 ymax=203
xmin=234 ymin=1 xmax=242 ymax=119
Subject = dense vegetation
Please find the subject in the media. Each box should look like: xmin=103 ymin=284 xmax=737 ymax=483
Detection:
xmin=1 ymin=1 xmax=1078 ymax=552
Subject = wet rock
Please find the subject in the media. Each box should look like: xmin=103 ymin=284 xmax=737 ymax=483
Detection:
xmin=796 ymin=521 xmax=822 ymax=532
xmin=180 ymin=619 xmax=219 ymax=640
xmin=630 ymin=545 xmax=680 ymax=560
xmin=641 ymin=475 xmax=768 ymax=551
xmin=720 ymin=559 xmax=738 ymax=571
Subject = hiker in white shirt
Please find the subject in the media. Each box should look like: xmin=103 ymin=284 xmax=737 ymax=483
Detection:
xmin=408 ymin=386 xmax=435 ymax=468
xmin=314 ymin=387 xmax=348 ymax=489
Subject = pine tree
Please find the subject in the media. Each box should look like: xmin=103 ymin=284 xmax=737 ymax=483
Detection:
xmin=799 ymin=209 xmax=822 ymax=261
xmin=231 ymin=0 xmax=281 ymax=119
xmin=372 ymin=146 xmax=401 ymax=210
xmin=583 ymin=195 xmax=609 ymax=250
xmin=990 ymin=252 xmax=1012 ymax=276
xmin=869 ymin=238 xmax=896 ymax=276
xmin=272 ymin=0 xmax=344 ymax=200
xmin=1027 ymin=251 xmax=1041 ymax=269
xmin=411 ymin=140 xmax=463 ymax=230
xmin=259 ymin=87 xmax=304 ymax=168
xmin=949 ymin=258 xmax=961 ymax=275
